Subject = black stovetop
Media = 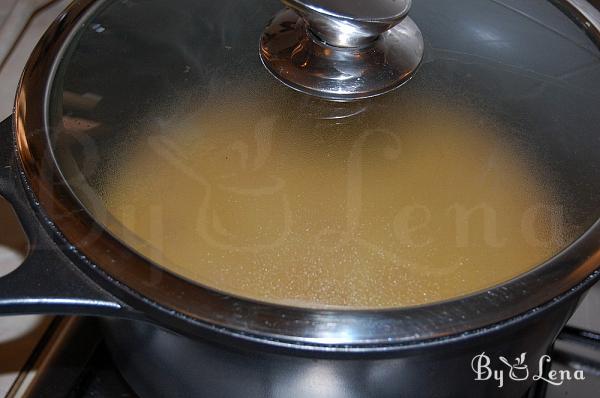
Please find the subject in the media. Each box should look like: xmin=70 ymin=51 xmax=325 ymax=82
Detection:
xmin=66 ymin=342 xmax=136 ymax=398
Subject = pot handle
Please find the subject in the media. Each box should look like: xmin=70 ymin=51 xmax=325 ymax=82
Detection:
xmin=0 ymin=115 xmax=134 ymax=317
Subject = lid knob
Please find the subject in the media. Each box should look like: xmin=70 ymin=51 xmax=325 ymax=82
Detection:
xmin=260 ymin=0 xmax=424 ymax=101
xmin=283 ymin=0 xmax=412 ymax=47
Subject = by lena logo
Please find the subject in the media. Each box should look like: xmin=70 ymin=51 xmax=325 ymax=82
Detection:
xmin=471 ymin=352 xmax=585 ymax=388
xmin=498 ymin=353 xmax=529 ymax=381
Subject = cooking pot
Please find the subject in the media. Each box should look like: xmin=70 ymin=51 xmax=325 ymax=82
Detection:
xmin=1 ymin=0 xmax=600 ymax=397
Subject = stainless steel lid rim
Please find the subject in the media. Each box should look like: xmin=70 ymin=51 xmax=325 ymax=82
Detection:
xmin=11 ymin=170 xmax=599 ymax=356
xmin=12 ymin=0 xmax=600 ymax=347
xmin=13 ymin=146 xmax=600 ymax=350
xmin=9 ymin=170 xmax=600 ymax=356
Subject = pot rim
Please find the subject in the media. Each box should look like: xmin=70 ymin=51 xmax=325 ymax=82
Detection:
xmin=12 ymin=0 xmax=600 ymax=348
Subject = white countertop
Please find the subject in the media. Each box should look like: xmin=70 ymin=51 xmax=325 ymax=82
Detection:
xmin=0 ymin=1 xmax=598 ymax=396
xmin=0 ymin=1 xmax=70 ymax=396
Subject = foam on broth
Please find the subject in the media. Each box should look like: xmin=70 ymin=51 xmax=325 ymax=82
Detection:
xmin=97 ymin=91 xmax=572 ymax=309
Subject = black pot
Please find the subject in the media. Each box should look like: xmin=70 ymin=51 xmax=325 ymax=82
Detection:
xmin=0 ymin=122 xmax=597 ymax=396
xmin=1 ymin=0 xmax=600 ymax=397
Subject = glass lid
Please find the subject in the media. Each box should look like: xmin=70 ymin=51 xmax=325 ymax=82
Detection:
xmin=47 ymin=0 xmax=600 ymax=310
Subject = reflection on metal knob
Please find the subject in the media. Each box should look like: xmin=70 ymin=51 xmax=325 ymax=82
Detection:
xmin=260 ymin=0 xmax=424 ymax=101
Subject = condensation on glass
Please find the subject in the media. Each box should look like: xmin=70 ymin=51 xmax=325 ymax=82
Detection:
xmin=48 ymin=0 xmax=600 ymax=309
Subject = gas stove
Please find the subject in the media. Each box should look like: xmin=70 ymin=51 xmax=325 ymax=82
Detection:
xmin=1 ymin=1 xmax=600 ymax=397
xmin=2 ymin=316 xmax=599 ymax=398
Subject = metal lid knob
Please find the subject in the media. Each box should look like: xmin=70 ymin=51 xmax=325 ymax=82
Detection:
xmin=260 ymin=0 xmax=424 ymax=101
